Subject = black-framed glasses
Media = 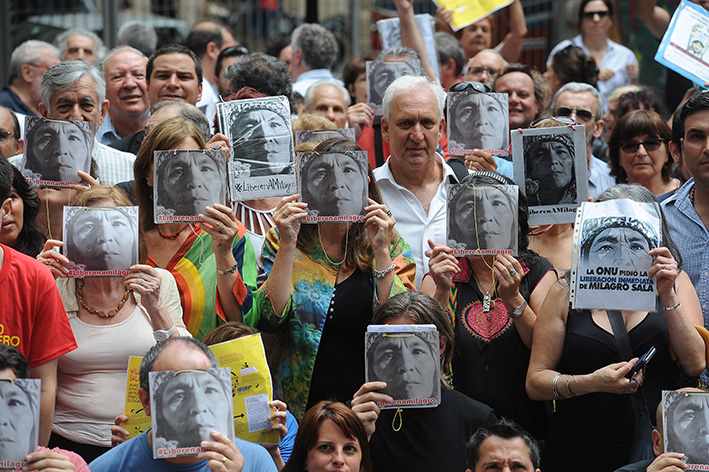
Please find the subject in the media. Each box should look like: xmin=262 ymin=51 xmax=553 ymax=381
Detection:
xmin=621 ymin=138 xmax=665 ymax=153
xmin=582 ymin=10 xmax=610 ymax=19
xmin=468 ymin=67 xmax=499 ymax=77
xmin=449 ymin=81 xmax=491 ymax=94
xmin=0 ymin=129 xmax=16 ymax=144
xmin=530 ymin=116 xmax=576 ymax=128
xmin=555 ymin=106 xmax=594 ymax=123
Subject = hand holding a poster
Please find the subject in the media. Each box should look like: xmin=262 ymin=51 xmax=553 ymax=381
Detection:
xmin=196 ymin=430 xmax=245 ymax=471
xmin=424 ymin=240 xmax=460 ymax=305
xmin=199 ymin=203 xmax=240 ymax=253
xmin=464 ymin=149 xmax=499 ymax=172
xmin=207 ymin=133 xmax=231 ymax=160
xmin=260 ymin=400 xmax=289 ymax=470
xmin=111 ymin=414 xmax=129 ymax=447
xmin=23 ymin=450 xmax=81 ymax=472
xmin=494 ymin=253 xmax=527 ymax=304
xmin=346 ymin=103 xmax=374 ymax=141
xmin=36 ymin=239 xmax=70 ymax=279
xmin=351 ymin=381 xmax=393 ymax=439
xmin=273 ymin=195 xmax=308 ymax=247
xmin=122 ymin=265 xmax=168 ymax=313
xmin=363 ymin=198 xmax=396 ymax=256
xmin=647 ymin=247 xmax=681 ymax=299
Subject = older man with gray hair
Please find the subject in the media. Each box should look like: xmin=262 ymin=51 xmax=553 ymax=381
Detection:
xmin=373 ymin=75 xmax=453 ymax=288
xmin=289 ymin=23 xmax=342 ymax=97
xmin=0 ymin=40 xmax=60 ymax=117
xmin=9 ymin=60 xmax=135 ymax=186
xmin=551 ymin=81 xmax=615 ymax=198
xmin=304 ymin=79 xmax=351 ymax=129
xmin=54 ymin=29 xmax=106 ymax=65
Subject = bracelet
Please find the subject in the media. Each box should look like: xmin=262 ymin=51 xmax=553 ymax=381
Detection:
xmin=552 ymin=373 xmax=562 ymax=400
xmin=373 ymin=263 xmax=396 ymax=279
xmin=663 ymin=301 xmax=681 ymax=311
xmin=565 ymin=375 xmax=577 ymax=398
xmin=217 ymin=263 xmax=238 ymax=275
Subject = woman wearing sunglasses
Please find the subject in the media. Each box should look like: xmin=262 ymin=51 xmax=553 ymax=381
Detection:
xmin=608 ymin=110 xmax=679 ymax=199
xmin=546 ymin=0 xmax=638 ymax=111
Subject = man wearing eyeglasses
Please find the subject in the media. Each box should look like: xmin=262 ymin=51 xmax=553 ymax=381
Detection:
xmin=0 ymin=106 xmax=24 ymax=158
xmin=0 ymin=40 xmax=60 ymax=118
xmin=464 ymin=49 xmax=507 ymax=88
xmin=550 ymin=82 xmax=615 ymax=198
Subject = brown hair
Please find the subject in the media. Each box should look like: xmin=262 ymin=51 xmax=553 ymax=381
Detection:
xmin=202 ymin=321 xmax=257 ymax=345
xmin=291 ymin=113 xmax=336 ymax=133
xmin=282 ymin=400 xmax=372 ymax=472
xmin=133 ymin=117 xmax=208 ymax=232
xmin=296 ymin=138 xmax=394 ymax=272
xmin=608 ymin=110 xmax=673 ymax=184
xmin=69 ymin=185 xmax=147 ymax=263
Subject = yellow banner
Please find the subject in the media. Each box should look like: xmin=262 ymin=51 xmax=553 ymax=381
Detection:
xmin=433 ymin=0 xmax=515 ymax=32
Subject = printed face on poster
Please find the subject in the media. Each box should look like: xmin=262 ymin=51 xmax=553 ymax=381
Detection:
xmin=297 ymin=151 xmax=369 ymax=223
xmin=366 ymin=60 xmax=422 ymax=114
xmin=511 ymin=125 xmax=589 ymax=225
xmin=150 ymin=367 xmax=234 ymax=459
xmin=0 ymin=379 xmax=40 ymax=470
xmin=571 ymin=199 xmax=660 ymax=312
xmin=663 ymin=390 xmax=709 ymax=468
xmin=447 ymin=90 xmax=509 ymax=156
xmin=153 ymin=149 xmax=226 ymax=223
xmin=216 ymin=96 xmax=296 ymax=200
xmin=63 ymin=206 xmax=139 ymax=277
xmin=376 ymin=14 xmax=441 ymax=82
xmin=365 ymin=324 xmax=440 ymax=409
xmin=294 ymin=128 xmax=356 ymax=146
xmin=446 ymin=183 xmax=518 ymax=256
xmin=22 ymin=117 xmax=93 ymax=187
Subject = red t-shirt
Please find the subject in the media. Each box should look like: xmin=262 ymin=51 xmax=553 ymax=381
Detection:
xmin=0 ymin=244 xmax=76 ymax=367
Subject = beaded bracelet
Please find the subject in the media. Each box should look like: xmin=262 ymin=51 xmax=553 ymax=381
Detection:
xmin=663 ymin=301 xmax=681 ymax=311
xmin=373 ymin=263 xmax=396 ymax=279
xmin=217 ymin=263 xmax=238 ymax=275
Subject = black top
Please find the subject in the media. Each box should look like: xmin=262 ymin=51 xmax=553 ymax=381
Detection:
xmin=370 ymin=388 xmax=497 ymax=472
xmin=109 ymin=130 xmax=145 ymax=155
xmin=451 ymin=255 xmax=554 ymax=438
xmin=306 ymin=267 xmax=372 ymax=410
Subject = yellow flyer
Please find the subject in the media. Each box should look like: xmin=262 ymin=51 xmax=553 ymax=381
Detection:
xmin=122 ymin=356 xmax=151 ymax=439
xmin=433 ymin=0 xmax=514 ymax=32
xmin=209 ymin=334 xmax=280 ymax=445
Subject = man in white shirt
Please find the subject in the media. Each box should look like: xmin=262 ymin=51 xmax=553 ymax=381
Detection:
xmin=373 ymin=75 xmax=452 ymax=288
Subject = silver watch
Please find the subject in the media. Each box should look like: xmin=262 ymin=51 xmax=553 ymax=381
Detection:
xmin=154 ymin=325 xmax=177 ymax=342
xmin=510 ymin=300 xmax=528 ymax=318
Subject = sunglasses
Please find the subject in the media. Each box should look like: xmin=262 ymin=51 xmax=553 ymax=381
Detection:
xmin=449 ymin=81 xmax=491 ymax=94
xmin=554 ymin=106 xmax=594 ymax=123
xmin=0 ymin=129 xmax=17 ymax=144
xmin=620 ymin=138 xmax=665 ymax=153
xmin=468 ymin=67 xmax=499 ymax=77
xmin=530 ymin=116 xmax=576 ymax=128
xmin=582 ymin=10 xmax=610 ymax=19
xmin=222 ymin=45 xmax=250 ymax=56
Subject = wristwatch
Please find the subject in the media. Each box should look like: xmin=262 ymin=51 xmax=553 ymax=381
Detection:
xmin=154 ymin=324 xmax=177 ymax=342
xmin=510 ymin=300 xmax=528 ymax=318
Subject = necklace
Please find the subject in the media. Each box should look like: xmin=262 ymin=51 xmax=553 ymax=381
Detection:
xmin=76 ymin=279 xmax=132 ymax=318
xmin=157 ymin=224 xmax=190 ymax=240
xmin=318 ymin=224 xmax=349 ymax=266
xmin=472 ymin=263 xmax=496 ymax=313
xmin=530 ymin=224 xmax=555 ymax=236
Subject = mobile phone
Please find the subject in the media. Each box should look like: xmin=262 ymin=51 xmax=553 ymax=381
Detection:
xmin=625 ymin=346 xmax=656 ymax=379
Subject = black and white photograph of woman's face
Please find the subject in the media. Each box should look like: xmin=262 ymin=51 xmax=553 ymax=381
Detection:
xmin=0 ymin=379 xmax=40 ymax=466
xmin=366 ymin=60 xmax=422 ymax=112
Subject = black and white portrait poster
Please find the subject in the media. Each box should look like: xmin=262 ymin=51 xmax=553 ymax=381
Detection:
xmin=447 ymin=90 xmax=509 ymax=156
xmin=0 ymin=378 xmax=40 ymax=470
xmin=446 ymin=183 xmax=518 ymax=256
xmin=149 ymin=367 xmax=234 ymax=459
xmin=365 ymin=324 xmax=440 ymax=409
xmin=366 ymin=60 xmax=422 ymax=115
xmin=663 ymin=390 xmax=709 ymax=469
xmin=294 ymin=128 xmax=356 ymax=146
xmin=62 ymin=206 xmax=139 ymax=277
xmin=376 ymin=14 xmax=440 ymax=82
xmin=153 ymin=149 xmax=227 ymax=223
xmin=296 ymin=151 xmax=369 ymax=223
xmin=511 ymin=125 xmax=589 ymax=225
xmin=22 ymin=117 xmax=93 ymax=188
xmin=570 ymin=199 xmax=660 ymax=311
xmin=216 ymin=96 xmax=296 ymax=200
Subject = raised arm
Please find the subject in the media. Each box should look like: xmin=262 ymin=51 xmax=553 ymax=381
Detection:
xmin=637 ymin=0 xmax=672 ymax=40
xmin=395 ymin=0 xmax=440 ymax=82
xmin=499 ymin=0 xmax=528 ymax=63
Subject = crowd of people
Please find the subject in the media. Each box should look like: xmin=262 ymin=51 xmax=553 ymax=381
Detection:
xmin=3 ymin=0 xmax=709 ymax=471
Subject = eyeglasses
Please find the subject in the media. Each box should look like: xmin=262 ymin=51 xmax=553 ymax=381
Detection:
xmin=620 ymin=138 xmax=665 ymax=153
xmin=582 ymin=10 xmax=610 ymax=19
xmin=530 ymin=116 xmax=576 ymax=128
xmin=222 ymin=45 xmax=250 ymax=56
xmin=555 ymin=106 xmax=594 ymax=123
xmin=468 ymin=67 xmax=499 ymax=77
xmin=449 ymin=81 xmax=491 ymax=94
xmin=0 ymin=129 xmax=17 ymax=144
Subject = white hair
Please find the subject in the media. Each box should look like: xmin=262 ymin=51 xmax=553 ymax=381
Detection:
xmin=304 ymin=79 xmax=351 ymax=110
xmin=382 ymin=75 xmax=445 ymax=120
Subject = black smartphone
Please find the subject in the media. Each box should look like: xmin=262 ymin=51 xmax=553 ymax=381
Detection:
xmin=625 ymin=346 xmax=656 ymax=379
